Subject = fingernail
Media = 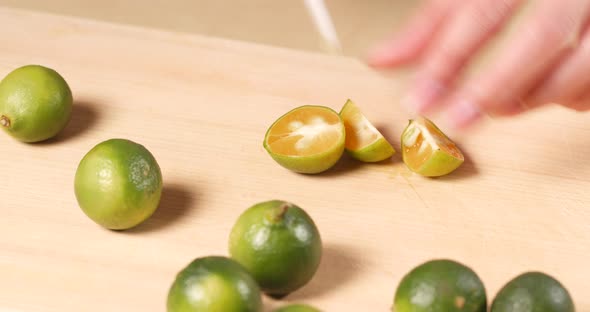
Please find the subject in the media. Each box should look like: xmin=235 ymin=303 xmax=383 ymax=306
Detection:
xmin=402 ymin=79 xmax=446 ymax=113
xmin=446 ymin=99 xmax=482 ymax=129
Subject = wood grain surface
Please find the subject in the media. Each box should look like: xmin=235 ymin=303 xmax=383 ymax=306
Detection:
xmin=1 ymin=7 xmax=589 ymax=312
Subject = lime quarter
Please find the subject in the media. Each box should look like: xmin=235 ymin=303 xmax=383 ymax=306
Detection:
xmin=339 ymin=99 xmax=395 ymax=162
xmin=401 ymin=117 xmax=464 ymax=177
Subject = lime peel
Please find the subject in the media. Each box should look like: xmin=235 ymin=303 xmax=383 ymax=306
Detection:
xmin=0 ymin=65 xmax=73 ymax=142
xmin=229 ymin=200 xmax=322 ymax=297
xmin=74 ymin=139 xmax=163 ymax=230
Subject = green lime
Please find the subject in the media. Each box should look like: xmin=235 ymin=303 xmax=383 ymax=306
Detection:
xmin=167 ymin=256 xmax=263 ymax=312
xmin=340 ymin=99 xmax=395 ymax=162
xmin=229 ymin=200 xmax=322 ymax=297
xmin=263 ymin=105 xmax=345 ymax=174
xmin=393 ymin=259 xmax=487 ymax=312
xmin=74 ymin=139 xmax=162 ymax=230
xmin=491 ymin=272 xmax=574 ymax=312
xmin=0 ymin=65 xmax=72 ymax=142
xmin=401 ymin=117 xmax=464 ymax=177
xmin=274 ymin=304 xmax=321 ymax=312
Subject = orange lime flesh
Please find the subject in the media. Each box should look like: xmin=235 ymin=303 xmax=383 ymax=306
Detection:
xmin=264 ymin=106 xmax=345 ymax=174
xmin=265 ymin=106 xmax=342 ymax=156
xmin=340 ymin=99 xmax=395 ymax=162
xmin=402 ymin=117 xmax=463 ymax=177
xmin=341 ymin=100 xmax=380 ymax=150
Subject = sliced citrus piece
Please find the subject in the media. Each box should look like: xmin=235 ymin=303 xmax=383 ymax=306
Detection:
xmin=401 ymin=117 xmax=464 ymax=177
xmin=340 ymin=99 xmax=395 ymax=162
xmin=264 ymin=105 xmax=345 ymax=174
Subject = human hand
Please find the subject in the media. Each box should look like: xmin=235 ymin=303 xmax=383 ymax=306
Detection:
xmin=368 ymin=0 xmax=590 ymax=129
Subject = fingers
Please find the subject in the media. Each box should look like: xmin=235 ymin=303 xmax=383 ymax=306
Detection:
xmin=444 ymin=0 xmax=590 ymax=128
xmin=407 ymin=0 xmax=522 ymax=113
xmin=562 ymin=87 xmax=590 ymax=111
xmin=367 ymin=0 xmax=457 ymax=67
xmin=565 ymin=99 xmax=590 ymax=111
xmin=568 ymin=99 xmax=590 ymax=112
xmin=527 ymin=21 xmax=590 ymax=106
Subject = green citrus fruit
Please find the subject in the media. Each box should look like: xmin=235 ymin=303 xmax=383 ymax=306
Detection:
xmin=401 ymin=117 xmax=464 ymax=177
xmin=393 ymin=259 xmax=487 ymax=312
xmin=339 ymin=99 xmax=395 ymax=162
xmin=0 ymin=65 xmax=72 ymax=142
xmin=74 ymin=139 xmax=162 ymax=230
xmin=263 ymin=105 xmax=345 ymax=174
xmin=229 ymin=200 xmax=322 ymax=297
xmin=274 ymin=304 xmax=321 ymax=312
xmin=491 ymin=272 xmax=574 ymax=312
xmin=167 ymin=256 xmax=263 ymax=312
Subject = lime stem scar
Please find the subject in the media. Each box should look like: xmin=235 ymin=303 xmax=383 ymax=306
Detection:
xmin=270 ymin=202 xmax=290 ymax=223
xmin=0 ymin=115 xmax=9 ymax=127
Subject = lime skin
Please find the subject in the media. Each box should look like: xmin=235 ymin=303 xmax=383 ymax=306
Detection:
xmin=229 ymin=200 xmax=322 ymax=297
xmin=393 ymin=259 xmax=487 ymax=312
xmin=167 ymin=256 xmax=263 ymax=312
xmin=491 ymin=272 xmax=574 ymax=312
xmin=74 ymin=139 xmax=163 ymax=230
xmin=0 ymin=65 xmax=73 ymax=142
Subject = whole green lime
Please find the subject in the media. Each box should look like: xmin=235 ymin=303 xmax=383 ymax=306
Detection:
xmin=167 ymin=256 xmax=263 ymax=312
xmin=229 ymin=200 xmax=322 ymax=297
xmin=393 ymin=259 xmax=487 ymax=312
xmin=74 ymin=139 xmax=162 ymax=230
xmin=491 ymin=272 xmax=574 ymax=312
xmin=274 ymin=304 xmax=321 ymax=312
xmin=0 ymin=65 xmax=72 ymax=142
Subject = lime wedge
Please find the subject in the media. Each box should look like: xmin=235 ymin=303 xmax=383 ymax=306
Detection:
xmin=401 ymin=117 xmax=463 ymax=177
xmin=340 ymin=99 xmax=395 ymax=162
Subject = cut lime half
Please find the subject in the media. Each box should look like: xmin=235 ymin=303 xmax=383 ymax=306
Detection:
xmin=263 ymin=105 xmax=345 ymax=174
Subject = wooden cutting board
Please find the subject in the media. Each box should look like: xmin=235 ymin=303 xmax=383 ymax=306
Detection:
xmin=1 ymin=7 xmax=588 ymax=312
